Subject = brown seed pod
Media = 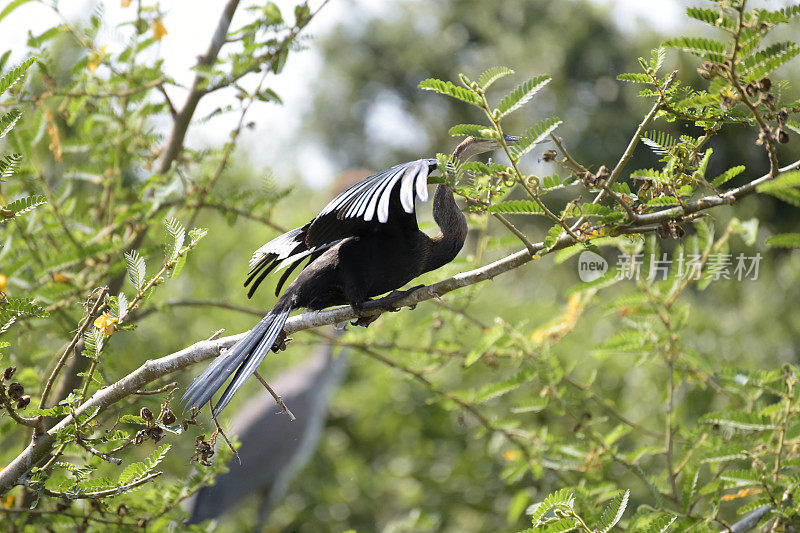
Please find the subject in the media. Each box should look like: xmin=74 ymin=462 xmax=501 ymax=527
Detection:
xmin=745 ymin=83 xmax=758 ymax=98
xmin=759 ymin=77 xmax=772 ymax=92
xmin=162 ymin=409 xmax=176 ymax=425
xmin=3 ymin=366 xmax=15 ymax=380
xmin=7 ymin=382 xmax=24 ymax=400
xmin=117 ymin=504 xmax=128 ymax=517
xmin=147 ymin=426 xmax=164 ymax=443
xmin=140 ymin=407 xmax=153 ymax=421
xmin=777 ymin=108 xmax=789 ymax=126
xmin=697 ymin=62 xmax=717 ymax=80
xmin=595 ymin=165 xmax=610 ymax=187
xmin=16 ymin=395 xmax=30 ymax=410
xmin=778 ymin=129 xmax=790 ymax=144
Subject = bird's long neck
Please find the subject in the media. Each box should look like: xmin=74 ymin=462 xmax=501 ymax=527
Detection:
xmin=424 ymin=183 xmax=468 ymax=273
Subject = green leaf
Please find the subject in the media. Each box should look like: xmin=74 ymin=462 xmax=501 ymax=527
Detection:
xmin=0 ymin=297 xmax=49 ymax=323
xmin=742 ymin=42 xmax=800 ymax=83
xmin=662 ymin=36 xmax=727 ymax=63
xmin=527 ymin=488 xmax=574 ymax=526
xmin=447 ymin=124 xmax=495 ymax=139
xmin=509 ymin=117 xmax=562 ymax=159
xmin=766 ymin=233 xmax=800 ymax=248
xmin=125 ymin=250 xmax=146 ymax=292
xmin=710 ymin=165 xmax=745 ymax=187
xmin=757 ymin=170 xmax=800 ymax=206
xmin=647 ymin=196 xmax=680 ymax=207
xmin=165 ymin=217 xmax=186 ymax=262
xmin=541 ymin=224 xmax=563 ymax=253
xmin=477 ymin=66 xmax=514 ymax=89
xmin=0 ymin=0 xmax=34 ymax=24
xmin=474 ymin=367 xmax=535 ymax=403
xmin=0 ymin=57 xmax=36 ymax=96
xmin=617 ymin=72 xmax=652 ymax=84
xmin=1 ymin=195 xmax=46 ymax=220
xmin=686 ymin=7 xmax=735 ymax=30
xmin=597 ymin=490 xmax=629 ymax=533
xmin=487 ymin=200 xmax=544 ymax=215
xmin=642 ymin=514 xmax=677 ymax=533
xmin=119 ymin=414 xmax=148 ymax=425
xmin=418 ymin=78 xmax=480 ymax=106
xmin=464 ymin=321 xmax=504 ymax=367
xmin=27 ymin=405 xmax=70 ymax=417
xmin=0 ymin=153 xmax=21 ymax=182
xmin=703 ymin=411 xmax=776 ymax=431
xmin=496 ymin=75 xmax=551 ymax=119
xmin=641 ymin=131 xmax=677 ymax=156
xmin=118 ymin=444 xmax=170 ymax=485
xmin=0 ymin=108 xmax=21 ymax=139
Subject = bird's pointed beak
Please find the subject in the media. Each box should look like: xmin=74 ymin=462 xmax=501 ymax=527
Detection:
xmin=503 ymin=134 xmax=520 ymax=145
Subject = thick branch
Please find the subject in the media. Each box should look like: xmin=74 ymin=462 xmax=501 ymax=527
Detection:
xmin=1 ymin=159 xmax=798 ymax=495
xmin=157 ymin=0 xmax=240 ymax=174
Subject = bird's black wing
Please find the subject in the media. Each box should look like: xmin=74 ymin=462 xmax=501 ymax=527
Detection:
xmin=304 ymin=158 xmax=438 ymax=247
xmin=244 ymin=224 xmax=341 ymax=298
xmin=244 ymin=158 xmax=438 ymax=298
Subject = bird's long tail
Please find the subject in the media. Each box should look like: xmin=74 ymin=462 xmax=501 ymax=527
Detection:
xmin=181 ymin=300 xmax=293 ymax=414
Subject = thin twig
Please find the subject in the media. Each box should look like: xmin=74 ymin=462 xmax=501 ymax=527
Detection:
xmin=75 ymin=438 xmax=123 ymax=465
xmin=134 ymin=382 xmax=180 ymax=396
xmin=253 ymin=370 xmax=296 ymax=421
xmin=38 ymin=287 xmax=109 ymax=412
xmin=209 ymin=405 xmax=241 ymax=464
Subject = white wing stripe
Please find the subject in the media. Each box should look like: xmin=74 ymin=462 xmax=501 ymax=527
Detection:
xmin=314 ymin=158 xmax=436 ymax=226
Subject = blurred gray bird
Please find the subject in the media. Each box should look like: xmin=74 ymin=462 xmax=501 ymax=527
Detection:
xmin=187 ymin=339 xmax=349 ymax=525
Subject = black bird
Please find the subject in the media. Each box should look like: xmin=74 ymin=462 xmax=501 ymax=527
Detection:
xmin=181 ymin=135 xmax=517 ymax=414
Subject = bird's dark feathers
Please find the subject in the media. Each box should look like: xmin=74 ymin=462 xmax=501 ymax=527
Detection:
xmin=184 ymin=156 xmax=465 ymax=415
xmin=244 ymin=158 xmax=437 ymax=298
xmin=304 ymin=158 xmax=437 ymax=247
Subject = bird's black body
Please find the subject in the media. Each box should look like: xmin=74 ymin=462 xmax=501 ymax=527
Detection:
xmin=182 ymin=138 xmax=506 ymax=414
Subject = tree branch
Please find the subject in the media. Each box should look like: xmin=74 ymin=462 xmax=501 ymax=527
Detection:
xmin=157 ymin=0 xmax=240 ymax=174
xmin=1 ymin=159 xmax=798 ymax=496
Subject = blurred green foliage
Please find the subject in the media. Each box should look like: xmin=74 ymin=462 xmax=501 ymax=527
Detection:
xmin=1 ymin=1 xmax=800 ymax=532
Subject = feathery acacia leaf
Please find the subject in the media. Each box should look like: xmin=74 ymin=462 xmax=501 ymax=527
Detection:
xmin=125 ymin=250 xmax=147 ymax=292
xmin=617 ymin=72 xmax=652 ymax=84
xmin=757 ymin=171 xmax=800 ymax=206
xmin=477 ymin=66 xmax=514 ymax=89
xmin=663 ymin=36 xmax=727 ymax=63
xmin=686 ymin=7 xmax=735 ymax=30
xmin=766 ymin=233 xmax=800 ymax=248
xmin=165 ymin=217 xmax=186 ymax=262
xmin=418 ymin=78 xmax=480 ymax=105
xmin=597 ymin=490 xmax=629 ymax=533
xmin=509 ymin=117 xmax=562 ymax=159
xmin=0 ymin=297 xmax=49 ymax=323
xmin=486 ymin=200 xmax=544 ymax=215
xmin=0 ymin=108 xmax=21 ymax=139
xmin=0 ymin=57 xmax=36 ymax=95
xmin=710 ymin=165 xmax=745 ymax=187
xmin=118 ymin=444 xmax=170 ymax=485
xmin=526 ymin=488 xmax=575 ymax=526
xmin=496 ymin=75 xmax=550 ymax=119
xmin=742 ymin=42 xmax=800 ymax=83
xmin=0 ymin=153 xmax=21 ymax=182
xmin=448 ymin=124 xmax=495 ymax=139
xmin=1 ymin=195 xmax=46 ymax=220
